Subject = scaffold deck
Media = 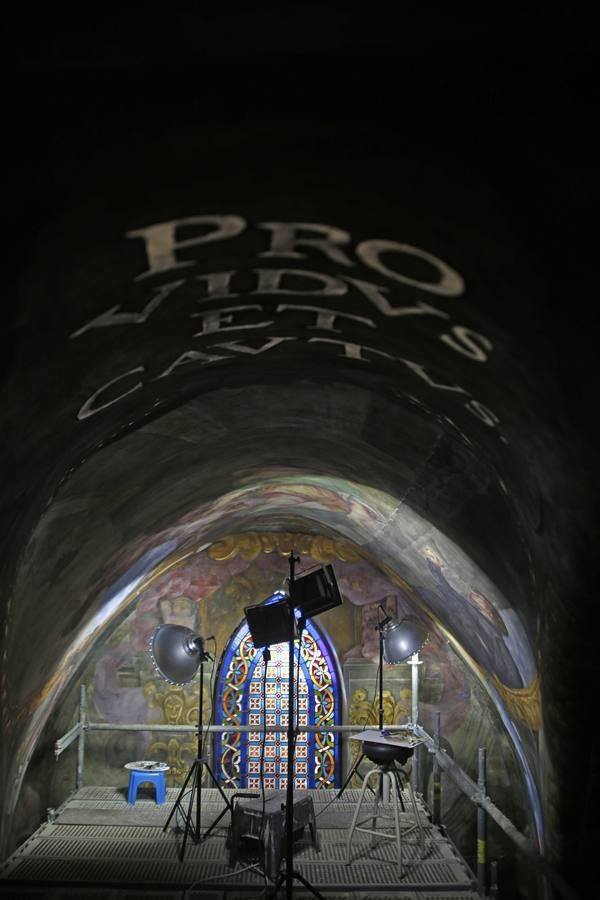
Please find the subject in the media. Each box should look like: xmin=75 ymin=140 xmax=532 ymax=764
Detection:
xmin=0 ymin=786 xmax=480 ymax=899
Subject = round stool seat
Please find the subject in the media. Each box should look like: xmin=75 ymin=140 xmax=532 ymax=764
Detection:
xmin=124 ymin=761 xmax=169 ymax=804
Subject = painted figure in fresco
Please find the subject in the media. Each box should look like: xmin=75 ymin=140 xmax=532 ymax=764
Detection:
xmin=162 ymin=688 xmax=186 ymax=725
xmin=337 ymin=564 xmax=409 ymax=610
xmin=468 ymin=588 xmax=508 ymax=634
xmin=92 ymin=626 xmax=148 ymax=723
xmin=417 ymin=628 xmax=471 ymax=735
xmin=207 ymin=564 xmax=284 ymax=653
xmin=342 ymin=595 xmax=402 ymax=664
xmin=159 ymin=594 xmax=198 ymax=631
xmin=420 ymin=545 xmax=521 ymax=688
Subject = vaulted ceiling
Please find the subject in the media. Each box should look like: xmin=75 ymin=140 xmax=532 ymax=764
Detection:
xmin=1 ymin=8 xmax=596 ymax=898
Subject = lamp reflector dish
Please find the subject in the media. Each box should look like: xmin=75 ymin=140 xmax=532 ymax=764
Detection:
xmin=382 ymin=617 xmax=429 ymax=663
xmin=150 ymin=624 xmax=205 ymax=684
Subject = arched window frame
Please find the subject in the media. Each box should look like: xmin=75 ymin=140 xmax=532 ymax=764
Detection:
xmin=214 ymin=616 xmax=342 ymax=789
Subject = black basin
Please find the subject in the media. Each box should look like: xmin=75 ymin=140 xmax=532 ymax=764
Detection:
xmin=363 ymin=741 xmax=414 ymax=765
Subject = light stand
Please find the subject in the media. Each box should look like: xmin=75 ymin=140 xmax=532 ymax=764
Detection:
xmin=356 ymin=606 xmax=428 ymax=770
xmin=149 ymin=625 xmax=231 ymax=861
xmin=338 ymin=609 xmax=429 ymax=798
xmin=378 ymin=616 xmax=386 ymax=732
xmin=337 ymin=611 xmax=397 ymax=807
xmin=375 ymin=606 xmax=429 ymax=732
xmin=271 ymin=552 xmax=324 ymax=900
xmin=377 ymin=608 xmax=390 ymax=733
xmin=244 ymin=552 xmax=341 ymax=900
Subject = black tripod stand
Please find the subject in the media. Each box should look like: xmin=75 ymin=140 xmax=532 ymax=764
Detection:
xmin=335 ymin=604 xmax=396 ymax=800
xmin=163 ymin=653 xmax=232 ymax=861
xmin=266 ymin=551 xmax=325 ymax=900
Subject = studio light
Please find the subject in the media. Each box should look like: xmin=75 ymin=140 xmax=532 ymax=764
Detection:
xmin=382 ymin=616 xmax=429 ymax=664
xmin=244 ymin=596 xmax=293 ymax=649
xmin=243 ymin=553 xmax=342 ymax=898
xmin=289 ymin=563 xmax=342 ymax=619
xmin=244 ymin=564 xmax=342 ymax=649
xmin=363 ymin=609 xmax=430 ymax=764
xmin=149 ymin=623 xmax=231 ymax=860
xmin=150 ymin=623 xmax=208 ymax=685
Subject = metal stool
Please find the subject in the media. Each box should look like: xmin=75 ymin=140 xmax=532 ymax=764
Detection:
xmin=229 ymin=790 xmax=318 ymax=881
xmin=345 ymin=759 xmax=425 ymax=877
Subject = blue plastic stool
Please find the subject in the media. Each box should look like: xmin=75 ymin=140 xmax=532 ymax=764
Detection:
xmin=127 ymin=769 xmax=167 ymax=804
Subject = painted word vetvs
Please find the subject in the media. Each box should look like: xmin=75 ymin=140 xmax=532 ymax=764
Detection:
xmin=72 ymin=217 xmax=500 ymax=434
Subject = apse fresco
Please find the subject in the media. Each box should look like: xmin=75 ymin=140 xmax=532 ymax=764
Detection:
xmin=49 ymin=533 xmax=531 ymax=852
xmin=22 ymin=474 xmax=539 ymax=840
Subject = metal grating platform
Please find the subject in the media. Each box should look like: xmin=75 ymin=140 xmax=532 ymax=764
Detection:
xmin=0 ymin=787 xmax=480 ymax=898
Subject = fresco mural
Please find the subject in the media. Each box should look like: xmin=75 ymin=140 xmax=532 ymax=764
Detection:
xmin=420 ymin=543 xmax=522 ymax=688
xmin=49 ymin=531 xmax=531 ymax=855
xmin=16 ymin=473 xmax=540 ymax=847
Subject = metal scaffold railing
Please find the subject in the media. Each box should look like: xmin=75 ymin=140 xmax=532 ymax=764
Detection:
xmin=54 ymin=685 xmax=580 ymax=900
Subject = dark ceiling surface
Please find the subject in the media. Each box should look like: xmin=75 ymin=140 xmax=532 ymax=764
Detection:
xmin=1 ymin=5 xmax=598 ymax=896
xmin=3 ymin=6 xmax=596 ymax=414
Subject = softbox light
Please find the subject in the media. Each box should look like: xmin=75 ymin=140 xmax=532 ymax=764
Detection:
xmin=150 ymin=624 xmax=208 ymax=685
xmin=289 ymin=564 xmax=342 ymax=618
xmin=244 ymin=565 xmax=342 ymax=648
xmin=244 ymin=597 xmax=294 ymax=648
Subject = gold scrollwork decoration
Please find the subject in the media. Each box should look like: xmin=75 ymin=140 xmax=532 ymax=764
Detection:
xmin=208 ymin=532 xmax=363 ymax=564
xmin=491 ymin=674 xmax=541 ymax=730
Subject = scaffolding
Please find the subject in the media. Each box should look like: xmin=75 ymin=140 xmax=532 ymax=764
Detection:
xmin=41 ymin=684 xmax=581 ymax=900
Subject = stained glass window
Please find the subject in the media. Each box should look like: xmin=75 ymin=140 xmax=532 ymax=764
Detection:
xmin=215 ymin=618 xmax=340 ymax=789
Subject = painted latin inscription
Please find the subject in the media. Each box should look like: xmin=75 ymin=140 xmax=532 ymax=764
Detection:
xmin=71 ymin=217 xmax=501 ymax=436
